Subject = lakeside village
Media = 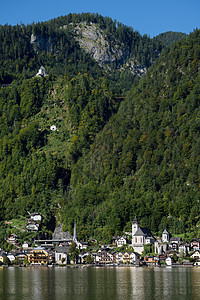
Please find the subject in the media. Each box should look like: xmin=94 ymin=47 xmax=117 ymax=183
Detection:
xmin=1 ymin=215 xmax=200 ymax=267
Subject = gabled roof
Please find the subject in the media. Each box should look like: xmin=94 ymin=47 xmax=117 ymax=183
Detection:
xmin=191 ymin=238 xmax=200 ymax=242
xmin=117 ymin=236 xmax=127 ymax=241
xmin=170 ymin=237 xmax=182 ymax=242
xmin=134 ymin=227 xmax=153 ymax=238
xmin=55 ymin=246 xmax=69 ymax=253
xmin=7 ymin=253 xmax=16 ymax=257
xmin=0 ymin=252 xmax=7 ymax=258
xmin=191 ymin=250 xmax=200 ymax=254
xmin=124 ymin=251 xmax=131 ymax=255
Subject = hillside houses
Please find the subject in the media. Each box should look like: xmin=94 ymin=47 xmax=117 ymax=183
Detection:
xmin=91 ymin=248 xmax=140 ymax=265
xmin=0 ymin=238 xmax=200 ymax=267
xmin=2 ymin=215 xmax=200 ymax=267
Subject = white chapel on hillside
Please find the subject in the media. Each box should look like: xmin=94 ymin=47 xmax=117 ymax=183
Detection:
xmin=132 ymin=217 xmax=155 ymax=254
xmin=35 ymin=66 xmax=48 ymax=77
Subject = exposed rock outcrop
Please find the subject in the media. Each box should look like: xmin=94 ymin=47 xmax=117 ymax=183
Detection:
xmin=72 ymin=22 xmax=146 ymax=75
xmin=52 ymin=224 xmax=72 ymax=240
xmin=30 ymin=33 xmax=53 ymax=53
xmin=74 ymin=23 xmax=125 ymax=66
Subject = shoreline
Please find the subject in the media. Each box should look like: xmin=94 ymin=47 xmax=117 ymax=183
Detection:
xmin=0 ymin=263 xmax=197 ymax=268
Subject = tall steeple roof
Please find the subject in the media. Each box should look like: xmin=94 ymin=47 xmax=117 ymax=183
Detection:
xmin=73 ymin=221 xmax=77 ymax=242
xmin=132 ymin=216 xmax=138 ymax=224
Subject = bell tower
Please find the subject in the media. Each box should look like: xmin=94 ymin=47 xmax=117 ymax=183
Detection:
xmin=162 ymin=229 xmax=169 ymax=243
xmin=132 ymin=216 xmax=139 ymax=236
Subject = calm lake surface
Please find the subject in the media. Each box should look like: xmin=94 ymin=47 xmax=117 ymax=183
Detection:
xmin=0 ymin=266 xmax=200 ymax=300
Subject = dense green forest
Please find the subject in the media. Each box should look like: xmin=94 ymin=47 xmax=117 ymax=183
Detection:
xmin=0 ymin=13 xmax=199 ymax=244
xmin=0 ymin=13 xmax=164 ymax=95
xmin=63 ymin=28 xmax=200 ymax=241
xmin=154 ymin=31 xmax=187 ymax=47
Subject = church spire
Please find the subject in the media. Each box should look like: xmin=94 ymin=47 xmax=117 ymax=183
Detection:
xmin=132 ymin=216 xmax=138 ymax=224
xmin=73 ymin=221 xmax=77 ymax=242
xmin=132 ymin=216 xmax=139 ymax=236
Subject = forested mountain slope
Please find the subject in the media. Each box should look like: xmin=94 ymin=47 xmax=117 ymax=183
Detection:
xmin=0 ymin=13 xmax=196 ymax=243
xmin=0 ymin=13 xmax=164 ymax=95
xmin=154 ymin=31 xmax=187 ymax=47
xmin=63 ymin=29 xmax=200 ymax=241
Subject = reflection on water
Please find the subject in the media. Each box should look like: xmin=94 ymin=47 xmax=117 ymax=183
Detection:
xmin=129 ymin=267 xmax=194 ymax=300
xmin=0 ymin=266 xmax=200 ymax=300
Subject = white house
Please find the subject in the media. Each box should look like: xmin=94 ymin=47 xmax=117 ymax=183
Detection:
xmin=15 ymin=253 xmax=27 ymax=262
xmin=7 ymin=253 xmax=15 ymax=262
xmin=191 ymin=250 xmax=200 ymax=260
xmin=154 ymin=240 xmax=168 ymax=255
xmin=129 ymin=252 xmax=140 ymax=265
xmin=94 ymin=250 xmax=114 ymax=264
xmin=170 ymin=237 xmax=182 ymax=244
xmin=115 ymin=252 xmax=124 ymax=264
xmin=30 ymin=213 xmax=42 ymax=222
xmin=22 ymin=241 xmax=30 ymax=249
xmin=132 ymin=217 xmax=155 ymax=254
xmin=117 ymin=236 xmax=127 ymax=247
xmin=76 ymin=241 xmax=88 ymax=250
xmin=166 ymin=256 xmax=173 ymax=266
xmin=26 ymin=223 xmax=39 ymax=231
xmin=92 ymin=253 xmax=101 ymax=264
xmin=154 ymin=229 xmax=170 ymax=254
xmin=179 ymin=243 xmax=190 ymax=255
xmin=122 ymin=251 xmax=141 ymax=264
xmin=7 ymin=234 xmax=18 ymax=245
xmin=55 ymin=245 xmax=69 ymax=264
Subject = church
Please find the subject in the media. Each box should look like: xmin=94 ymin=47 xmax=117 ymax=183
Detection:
xmin=132 ymin=217 xmax=155 ymax=254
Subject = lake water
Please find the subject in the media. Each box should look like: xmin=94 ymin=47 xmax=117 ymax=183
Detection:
xmin=0 ymin=266 xmax=199 ymax=300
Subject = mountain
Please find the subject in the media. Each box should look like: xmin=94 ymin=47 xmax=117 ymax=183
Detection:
xmin=154 ymin=31 xmax=187 ymax=47
xmin=0 ymin=13 xmax=198 ymax=244
xmin=62 ymin=29 xmax=200 ymax=241
xmin=0 ymin=13 xmax=164 ymax=95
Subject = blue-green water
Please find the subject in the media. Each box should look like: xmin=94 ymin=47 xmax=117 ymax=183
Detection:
xmin=0 ymin=266 xmax=199 ymax=300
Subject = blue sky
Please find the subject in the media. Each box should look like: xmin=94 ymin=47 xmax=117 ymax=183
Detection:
xmin=1 ymin=0 xmax=199 ymax=37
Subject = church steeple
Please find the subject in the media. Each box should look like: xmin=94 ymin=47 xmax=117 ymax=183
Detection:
xmin=132 ymin=216 xmax=139 ymax=236
xmin=73 ymin=221 xmax=77 ymax=242
xmin=162 ymin=229 xmax=169 ymax=243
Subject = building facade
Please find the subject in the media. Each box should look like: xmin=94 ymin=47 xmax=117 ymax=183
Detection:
xmin=132 ymin=217 xmax=155 ymax=254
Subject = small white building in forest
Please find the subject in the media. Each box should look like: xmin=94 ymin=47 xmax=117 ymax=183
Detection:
xmin=36 ymin=66 xmax=48 ymax=77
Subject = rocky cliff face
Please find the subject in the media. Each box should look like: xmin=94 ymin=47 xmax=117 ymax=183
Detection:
xmin=73 ymin=22 xmax=146 ymax=75
xmin=30 ymin=33 xmax=53 ymax=53
xmin=74 ymin=22 xmax=126 ymax=67
xmin=52 ymin=224 xmax=72 ymax=240
xmin=30 ymin=22 xmax=147 ymax=76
